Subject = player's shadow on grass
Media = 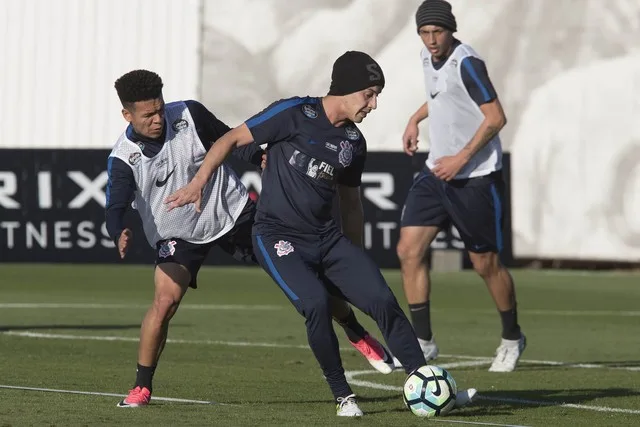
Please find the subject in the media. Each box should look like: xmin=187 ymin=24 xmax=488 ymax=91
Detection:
xmin=233 ymin=395 xmax=401 ymax=405
xmin=452 ymin=387 xmax=640 ymax=416
xmin=362 ymin=387 xmax=640 ymax=416
xmin=0 ymin=324 xmax=162 ymax=332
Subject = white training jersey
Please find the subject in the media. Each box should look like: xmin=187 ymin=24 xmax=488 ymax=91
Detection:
xmin=421 ymin=43 xmax=502 ymax=179
xmin=109 ymin=101 xmax=248 ymax=247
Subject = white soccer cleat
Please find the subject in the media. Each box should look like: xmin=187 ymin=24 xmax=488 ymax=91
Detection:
xmin=336 ymin=394 xmax=363 ymax=417
xmin=454 ymin=388 xmax=477 ymax=408
xmin=418 ymin=336 xmax=439 ymax=361
xmin=489 ymin=333 xmax=527 ymax=372
xmin=392 ymin=336 xmax=439 ymax=369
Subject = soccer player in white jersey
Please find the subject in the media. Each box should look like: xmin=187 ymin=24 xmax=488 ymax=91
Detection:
xmin=106 ymin=70 xmax=394 ymax=407
xmin=396 ymin=0 xmax=526 ymax=373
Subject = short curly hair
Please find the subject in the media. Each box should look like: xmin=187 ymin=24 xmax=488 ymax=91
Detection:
xmin=114 ymin=69 xmax=164 ymax=108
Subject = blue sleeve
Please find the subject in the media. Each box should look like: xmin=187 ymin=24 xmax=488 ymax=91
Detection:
xmin=338 ymin=141 xmax=367 ymax=187
xmin=105 ymin=156 xmax=135 ymax=244
xmin=460 ymin=57 xmax=497 ymax=106
xmin=245 ymin=98 xmax=305 ymax=146
xmin=186 ymin=100 xmax=264 ymax=168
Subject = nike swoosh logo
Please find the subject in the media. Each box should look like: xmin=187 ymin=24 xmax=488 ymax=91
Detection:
xmin=155 ymin=166 xmax=176 ymax=187
xmin=429 ymin=367 xmax=442 ymax=396
xmin=430 ymin=91 xmax=440 ymax=99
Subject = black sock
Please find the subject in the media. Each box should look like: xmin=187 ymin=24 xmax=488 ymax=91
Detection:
xmin=499 ymin=306 xmax=521 ymax=340
xmin=408 ymin=302 xmax=432 ymax=341
xmin=135 ymin=364 xmax=156 ymax=392
xmin=335 ymin=309 xmax=367 ymax=342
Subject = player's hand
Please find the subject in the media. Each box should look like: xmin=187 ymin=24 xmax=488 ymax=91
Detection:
xmin=402 ymin=121 xmax=420 ymax=156
xmin=165 ymin=182 xmax=204 ymax=213
xmin=261 ymin=153 xmax=267 ymax=170
xmin=118 ymin=228 xmax=133 ymax=259
xmin=432 ymin=155 xmax=467 ymax=182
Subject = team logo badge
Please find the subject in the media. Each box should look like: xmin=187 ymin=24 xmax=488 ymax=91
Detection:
xmin=302 ymin=104 xmax=317 ymax=119
xmin=274 ymin=240 xmax=294 ymax=257
xmin=128 ymin=152 xmax=141 ymax=166
xmin=158 ymin=240 xmax=177 ymax=258
xmin=345 ymin=126 xmax=360 ymax=141
xmin=172 ymin=119 xmax=189 ymax=132
xmin=338 ymin=141 xmax=353 ymax=167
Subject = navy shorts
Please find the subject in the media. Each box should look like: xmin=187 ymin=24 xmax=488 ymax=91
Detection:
xmin=401 ymin=167 xmax=505 ymax=253
xmin=155 ymin=199 xmax=257 ymax=288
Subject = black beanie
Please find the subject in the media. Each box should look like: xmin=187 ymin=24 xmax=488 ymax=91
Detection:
xmin=328 ymin=51 xmax=385 ymax=96
xmin=415 ymin=0 xmax=457 ymax=33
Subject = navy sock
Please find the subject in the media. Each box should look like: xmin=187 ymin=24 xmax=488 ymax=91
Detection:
xmin=408 ymin=301 xmax=432 ymax=341
xmin=499 ymin=305 xmax=521 ymax=340
xmin=135 ymin=364 xmax=156 ymax=392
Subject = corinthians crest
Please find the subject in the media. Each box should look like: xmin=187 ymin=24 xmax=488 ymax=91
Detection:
xmin=338 ymin=141 xmax=353 ymax=167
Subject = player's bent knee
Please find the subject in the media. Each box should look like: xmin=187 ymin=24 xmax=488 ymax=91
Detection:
xmin=153 ymin=263 xmax=190 ymax=320
xmin=366 ymin=290 xmax=399 ymax=314
xmin=469 ymin=252 xmax=500 ymax=278
xmin=396 ymin=240 xmax=424 ymax=264
xmin=152 ymin=294 xmax=181 ymax=320
xmin=298 ymin=297 xmax=331 ymax=321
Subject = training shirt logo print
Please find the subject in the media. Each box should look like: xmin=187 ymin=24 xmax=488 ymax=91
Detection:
xmin=302 ymin=104 xmax=317 ymax=119
xmin=338 ymin=141 xmax=354 ymax=167
xmin=345 ymin=126 xmax=360 ymax=141
xmin=172 ymin=118 xmax=189 ymax=132
xmin=158 ymin=240 xmax=177 ymax=258
xmin=128 ymin=152 xmax=141 ymax=166
xmin=274 ymin=240 xmax=294 ymax=257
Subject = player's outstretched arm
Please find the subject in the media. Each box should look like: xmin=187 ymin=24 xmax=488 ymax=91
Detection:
xmin=164 ymin=124 xmax=255 ymax=212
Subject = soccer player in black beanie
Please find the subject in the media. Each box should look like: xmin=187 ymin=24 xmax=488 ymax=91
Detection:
xmin=165 ymin=51 xmax=480 ymax=416
xmin=397 ymin=0 xmax=526 ymax=373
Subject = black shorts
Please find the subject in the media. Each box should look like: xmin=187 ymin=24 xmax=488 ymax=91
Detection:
xmin=155 ymin=199 xmax=257 ymax=288
xmin=400 ymin=167 xmax=504 ymax=253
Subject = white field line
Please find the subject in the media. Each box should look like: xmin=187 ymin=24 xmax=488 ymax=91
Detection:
xmin=4 ymin=330 xmax=640 ymax=372
xmin=431 ymin=420 xmax=531 ymax=427
xmin=3 ymin=303 xmax=640 ymax=317
xmin=0 ymin=384 xmax=214 ymax=404
xmin=0 ymin=303 xmax=281 ymax=310
xmin=344 ymin=370 xmax=640 ymax=415
xmin=2 ymin=331 xmax=311 ymax=349
xmin=3 ymin=332 xmax=639 ymax=415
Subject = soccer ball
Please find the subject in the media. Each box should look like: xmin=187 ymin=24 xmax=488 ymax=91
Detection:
xmin=403 ymin=365 xmax=457 ymax=417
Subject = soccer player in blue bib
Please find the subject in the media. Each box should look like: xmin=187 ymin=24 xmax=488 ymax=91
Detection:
xmin=166 ymin=52 xmax=430 ymax=416
xmin=398 ymin=0 xmax=525 ymax=372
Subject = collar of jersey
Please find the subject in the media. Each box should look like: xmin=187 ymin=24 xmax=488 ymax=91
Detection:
xmin=431 ymin=38 xmax=462 ymax=70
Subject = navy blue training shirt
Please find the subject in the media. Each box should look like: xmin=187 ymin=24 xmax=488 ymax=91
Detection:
xmin=432 ymin=39 xmax=497 ymax=106
xmin=245 ymin=96 xmax=366 ymax=235
xmin=105 ymin=100 xmax=263 ymax=243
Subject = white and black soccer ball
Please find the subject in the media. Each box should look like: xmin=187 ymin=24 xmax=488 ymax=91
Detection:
xmin=403 ymin=365 xmax=457 ymax=417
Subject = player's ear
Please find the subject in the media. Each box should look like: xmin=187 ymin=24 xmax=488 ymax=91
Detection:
xmin=122 ymin=108 xmax=132 ymax=123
